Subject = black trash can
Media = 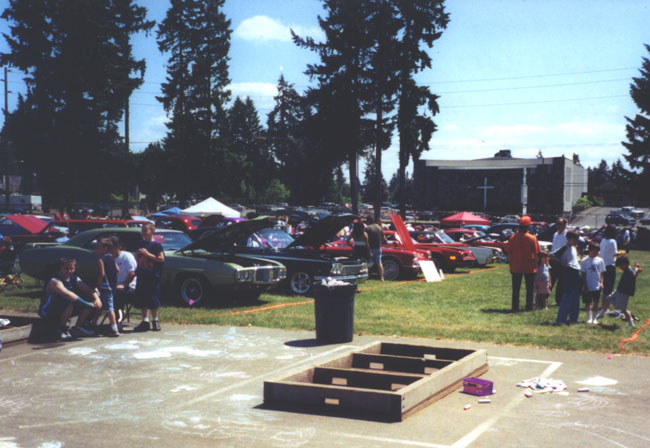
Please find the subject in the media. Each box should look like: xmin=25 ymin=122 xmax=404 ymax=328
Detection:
xmin=313 ymin=283 xmax=356 ymax=343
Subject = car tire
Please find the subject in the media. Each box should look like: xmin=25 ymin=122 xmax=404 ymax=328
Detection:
xmin=178 ymin=275 xmax=209 ymax=306
xmin=431 ymin=256 xmax=446 ymax=274
xmin=289 ymin=271 xmax=312 ymax=295
xmin=382 ymin=258 xmax=400 ymax=281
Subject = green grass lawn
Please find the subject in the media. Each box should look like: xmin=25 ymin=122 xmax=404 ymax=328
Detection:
xmin=2 ymin=250 xmax=649 ymax=354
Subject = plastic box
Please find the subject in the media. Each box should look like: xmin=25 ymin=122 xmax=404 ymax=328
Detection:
xmin=463 ymin=377 xmax=493 ymax=396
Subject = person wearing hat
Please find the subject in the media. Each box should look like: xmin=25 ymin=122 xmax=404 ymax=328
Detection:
xmin=506 ymin=216 xmax=541 ymax=312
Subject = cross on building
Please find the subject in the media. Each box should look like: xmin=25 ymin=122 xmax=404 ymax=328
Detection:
xmin=476 ymin=176 xmax=494 ymax=211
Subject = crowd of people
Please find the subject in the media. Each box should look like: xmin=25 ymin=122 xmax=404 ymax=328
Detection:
xmin=38 ymin=222 xmax=164 ymax=341
xmin=507 ymin=216 xmax=643 ymax=327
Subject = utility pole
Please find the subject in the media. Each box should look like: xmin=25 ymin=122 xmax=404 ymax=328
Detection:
xmin=123 ymin=98 xmax=130 ymax=217
xmin=521 ymin=167 xmax=528 ymax=216
xmin=3 ymin=67 xmax=10 ymax=211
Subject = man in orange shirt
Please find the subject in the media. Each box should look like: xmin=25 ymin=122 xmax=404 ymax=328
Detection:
xmin=507 ymin=216 xmax=541 ymax=312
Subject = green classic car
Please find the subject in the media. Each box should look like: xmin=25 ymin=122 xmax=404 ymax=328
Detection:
xmin=19 ymin=218 xmax=287 ymax=305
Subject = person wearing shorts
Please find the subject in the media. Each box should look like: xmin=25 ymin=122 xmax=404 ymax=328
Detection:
xmin=580 ymin=242 xmax=605 ymax=324
xmin=39 ymin=258 xmax=102 ymax=340
xmin=134 ymin=222 xmax=165 ymax=332
xmin=597 ymin=225 xmax=619 ymax=319
xmin=365 ymin=216 xmax=384 ymax=281
xmin=607 ymin=256 xmax=642 ymax=328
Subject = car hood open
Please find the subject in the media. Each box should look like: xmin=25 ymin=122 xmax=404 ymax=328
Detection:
xmin=289 ymin=214 xmax=357 ymax=249
xmin=179 ymin=216 xmax=277 ymax=252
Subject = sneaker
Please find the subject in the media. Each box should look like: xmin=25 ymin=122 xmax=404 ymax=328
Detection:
xmin=134 ymin=320 xmax=150 ymax=332
xmin=117 ymin=322 xmax=123 ymax=333
xmin=57 ymin=330 xmax=72 ymax=341
xmin=595 ymin=309 xmax=605 ymax=319
xmin=70 ymin=325 xmax=95 ymax=337
xmin=107 ymin=329 xmax=120 ymax=338
xmin=587 ymin=315 xmax=593 ymax=324
xmin=627 ymin=320 xmax=635 ymax=328
xmin=151 ymin=320 xmax=161 ymax=332
xmin=592 ymin=318 xmax=598 ymax=325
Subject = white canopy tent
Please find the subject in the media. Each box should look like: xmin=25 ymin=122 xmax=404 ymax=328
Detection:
xmin=180 ymin=197 xmax=241 ymax=218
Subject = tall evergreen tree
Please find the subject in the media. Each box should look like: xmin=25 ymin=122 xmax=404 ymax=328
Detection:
xmin=227 ymin=96 xmax=275 ymax=202
xmin=362 ymin=155 xmax=387 ymax=204
xmin=156 ymin=0 xmax=232 ymax=200
xmin=622 ymin=44 xmax=650 ymax=205
xmin=394 ymin=0 xmax=449 ymax=216
xmin=0 ymin=0 xmax=153 ymax=208
xmin=367 ymin=0 xmax=400 ymax=218
xmin=293 ymin=0 xmax=374 ymax=214
xmin=266 ymin=74 xmax=305 ymax=199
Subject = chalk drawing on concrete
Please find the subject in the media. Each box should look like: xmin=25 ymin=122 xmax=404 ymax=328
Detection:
xmin=575 ymin=376 xmax=618 ymax=387
xmin=0 ymin=437 xmax=20 ymax=448
xmin=161 ymin=411 xmax=316 ymax=447
xmin=37 ymin=442 xmax=63 ymax=448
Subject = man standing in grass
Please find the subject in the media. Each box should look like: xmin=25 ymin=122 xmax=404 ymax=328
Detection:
xmin=553 ymin=231 xmax=581 ymax=325
xmin=134 ymin=222 xmax=164 ymax=332
xmin=551 ymin=217 xmax=568 ymax=306
xmin=507 ymin=216 xmax=540 ymax=312
xmin=365 ymin=216 xmax=384 ymax=281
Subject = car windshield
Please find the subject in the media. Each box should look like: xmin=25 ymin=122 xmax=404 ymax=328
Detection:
xmin=245 ymin=228 xmax=294 ymax=249
xmin=155 ymin=230 xmax=192 ymax=251
xmin=416 ymin=230 xmax=455 ymax=244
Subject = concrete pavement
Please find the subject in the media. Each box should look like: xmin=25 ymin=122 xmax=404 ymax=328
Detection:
xmin=1 ymin=324 xmax=650 ymax=447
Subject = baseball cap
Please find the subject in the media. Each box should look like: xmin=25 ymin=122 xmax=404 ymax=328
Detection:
xmin=519 ymin=216 xmax=532 ymax=226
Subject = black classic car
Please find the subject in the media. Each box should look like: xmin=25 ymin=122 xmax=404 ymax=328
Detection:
xmin=196 ymin=214 xmax=368 ymax=294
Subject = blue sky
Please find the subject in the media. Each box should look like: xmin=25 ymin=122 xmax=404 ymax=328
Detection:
xmin=1 ymin=0 xmax=649 ymax=180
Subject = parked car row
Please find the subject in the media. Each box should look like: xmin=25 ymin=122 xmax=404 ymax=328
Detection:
xmin=19 ymin=216 xmax=369 ymax=306
xmin=16 ymin=210 xmax=515 ymax=306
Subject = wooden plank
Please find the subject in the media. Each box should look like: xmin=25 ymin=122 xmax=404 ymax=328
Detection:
xmin=351 ymin=353 xmax=452 ymax=374
xmin=263 ymin=380 xmax=403 ymax=421
xmin=376 ymin=342 xmax=476 ymax=361
xmin=312 ymin=367 xmax=423 ymax=391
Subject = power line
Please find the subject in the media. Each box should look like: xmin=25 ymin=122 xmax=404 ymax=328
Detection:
xmin=422 ymin=67 xmax=638 ymax=85
xmin=441 ymin=94 xmax=628 ymax=109
xmin=437 ymin=78 xmax=630 ymax=95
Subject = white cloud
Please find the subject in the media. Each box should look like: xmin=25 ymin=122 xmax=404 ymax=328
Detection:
xmin=234 ymin=16 xmax=291 ymax=41
xmin=229 ymin=82 xmax=278 ymax=98
xmin=233 ymin=15 xmax=323 ymax=42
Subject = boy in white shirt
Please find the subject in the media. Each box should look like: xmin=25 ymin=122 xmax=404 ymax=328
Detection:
xmin=580 ymin=242 xmax=606 ymax=324
xmin=110 ymin=236 xmax=137 ymax=332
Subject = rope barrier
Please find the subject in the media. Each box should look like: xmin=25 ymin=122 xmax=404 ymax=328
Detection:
xmin=619 ymin=316 xmax=650 ymax=350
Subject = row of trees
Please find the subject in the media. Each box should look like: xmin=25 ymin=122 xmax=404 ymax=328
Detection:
xmin=0 ymin=0 xmax=448 ymax=215
xmin=0 ymin=0 xmax=648 ymax=213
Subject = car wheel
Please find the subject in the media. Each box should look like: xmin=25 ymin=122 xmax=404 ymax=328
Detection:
xmin=431 ymin=256 xmax=446 ymax=273
xmin=289 ymin=271 xmax=312 ymax=295
xmin=382 ymin=259 xmax=400 ymax=281
xmin=178 ymin=275 xmax=208 ymax=306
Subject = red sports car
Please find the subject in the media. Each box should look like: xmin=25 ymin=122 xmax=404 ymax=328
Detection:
xmin=390 ymin=215 xmax=476 ymax=273
xmin=324 ymin=236 xmax=429 ymax=281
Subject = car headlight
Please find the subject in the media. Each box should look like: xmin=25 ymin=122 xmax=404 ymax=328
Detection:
xmin=236 ymin=269 xmax=254 ymax=282
xmin=330 ymin=262 xmax=343 ymax=275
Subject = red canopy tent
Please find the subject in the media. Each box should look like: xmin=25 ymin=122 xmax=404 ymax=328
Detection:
xmin=440 ymin=212 xmax=490 ymax=227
